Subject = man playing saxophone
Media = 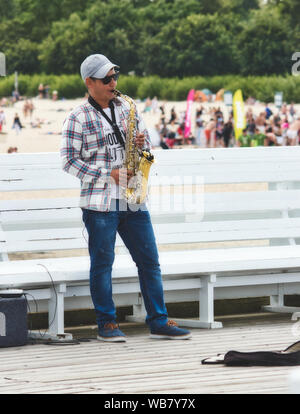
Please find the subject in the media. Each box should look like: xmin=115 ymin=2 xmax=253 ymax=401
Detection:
xmin=61 ymin=53 xmax=191 ymax=342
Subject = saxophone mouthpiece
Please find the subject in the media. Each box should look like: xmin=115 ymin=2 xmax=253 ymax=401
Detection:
xmin=113 ymin=89 xmax=121 ymax=97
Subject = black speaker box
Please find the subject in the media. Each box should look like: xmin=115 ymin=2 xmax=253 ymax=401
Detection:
xmin=0 ymin=294 xmax=28 ymax=348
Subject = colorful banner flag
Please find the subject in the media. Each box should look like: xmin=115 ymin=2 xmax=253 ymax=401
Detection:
xmin=184 ymin=89 xmax=195 ymax=139
xmin=233 ymin=89 xmax=246 ymax=140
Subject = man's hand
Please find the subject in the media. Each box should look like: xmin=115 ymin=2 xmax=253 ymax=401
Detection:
xmin=110 ymin=168 xmax=134 ymax=187
xmin=135 ymin=133 xmax=145 ymax=149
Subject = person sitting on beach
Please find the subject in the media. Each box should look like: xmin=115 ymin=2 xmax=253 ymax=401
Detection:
xmin=7 ymin=146 xmax=18 ymax=153
xmin=238 ymin=128 xmax=252 ymax=147
xmin=0 ymin=97 xmax=8 ymax=107
xmin=255 ymin=112 xmax=267 ymax=134
xmin=264 ymin=125 xmax=277 ymax=146
xmin=165 ymin=121 xmax=177 ymax=148
xmin=156 ymin=123 xmax=169 ymax=149
xmin=286 ymin=117 xmax=300 ymax=146
xmin=272 ymin=119 xmax=284 ymax=146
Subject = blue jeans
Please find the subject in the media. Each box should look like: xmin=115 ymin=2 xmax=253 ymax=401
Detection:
xmin=82 ymin=200 xmax=168 ymax=329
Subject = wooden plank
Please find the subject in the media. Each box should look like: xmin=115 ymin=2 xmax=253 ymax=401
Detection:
xmin=0 ymin=316 xmax=295 ymax=394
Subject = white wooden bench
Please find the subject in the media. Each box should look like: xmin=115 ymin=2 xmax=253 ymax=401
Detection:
xmin=1 ymin=147 xmax=300 ymax=338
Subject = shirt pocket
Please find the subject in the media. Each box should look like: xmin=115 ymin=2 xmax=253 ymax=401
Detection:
xmin=82 ymin=125 xmax=103 ymax=156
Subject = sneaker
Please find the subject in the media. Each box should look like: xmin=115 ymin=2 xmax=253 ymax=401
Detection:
xmin=97 ymin=322 xmax=127 ymax=342
xmin=149 ymin=320 xmax=192 ymax=340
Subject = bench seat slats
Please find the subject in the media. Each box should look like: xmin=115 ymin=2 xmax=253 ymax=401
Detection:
xmin=0 ymin=218 xmax=300 ymax=253
xmin=2 ymin=148 xmax=300 ymax=191
xmin=2 ymin=190 xmax=300 ymax=216
xmin=2 ymin=160 xmax=300 ymax=179
xmin=1 ymin=146 xmax=300 ymax=166
xmin=1 ymin=245 xmax=300 ymax=288
xmin=2 ymin=217 xmax=300 ymax=254
xmin=2 ymin=165 xmax=300 ymax=191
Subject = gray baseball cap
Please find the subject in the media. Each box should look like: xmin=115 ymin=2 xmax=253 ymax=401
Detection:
xmin=80 ymin=54 xmax=119 ymax=81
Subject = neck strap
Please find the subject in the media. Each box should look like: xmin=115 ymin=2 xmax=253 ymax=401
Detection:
xmin=88 ymin=95 xmax=125 ymax=148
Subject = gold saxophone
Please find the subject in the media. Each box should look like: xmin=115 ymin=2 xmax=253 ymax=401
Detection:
xmin=114 ymin=89 xmax=154 ymax=204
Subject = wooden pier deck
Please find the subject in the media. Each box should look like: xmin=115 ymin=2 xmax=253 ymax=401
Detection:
xmin=0 ymin=313 xmax=299 ymax=394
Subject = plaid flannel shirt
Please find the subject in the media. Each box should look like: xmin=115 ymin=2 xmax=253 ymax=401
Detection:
xmin=61 ymin=96 xmax=151 ymax=211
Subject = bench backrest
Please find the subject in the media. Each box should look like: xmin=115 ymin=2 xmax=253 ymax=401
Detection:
xmin=1 ymin=147 xmax=300 ymax=261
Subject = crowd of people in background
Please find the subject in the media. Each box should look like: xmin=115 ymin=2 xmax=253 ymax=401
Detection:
xmin=0 ymin=100 xmax=35 ymax=138
xmin=149 ymin=98 xmax=300 ymax=150
xmin=1 ymin=90 xmax=300 ymax=153
xmin=0 ymin=86 xmax=52 ymax=151
xmin=38 ymin=84 xmax=58 ymax=101
xmin=239 ymin=103 xmax=300 ymax=148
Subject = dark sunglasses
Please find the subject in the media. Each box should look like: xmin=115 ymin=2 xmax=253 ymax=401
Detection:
xmin=91 ymin=72 xmax=119 ymax=85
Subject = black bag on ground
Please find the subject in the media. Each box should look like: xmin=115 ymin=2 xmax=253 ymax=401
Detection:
xmin=201 ymin=341 xmax=300 ymax=366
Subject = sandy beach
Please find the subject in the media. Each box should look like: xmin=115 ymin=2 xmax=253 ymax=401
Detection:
xmin=1 ymin=96 xmax=297 ymax=154
xmin=0 ymin=96 xmax=196 ymax=154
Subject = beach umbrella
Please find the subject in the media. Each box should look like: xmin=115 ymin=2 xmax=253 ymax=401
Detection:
xmin=201 ymin=88 xmax=212 ymax=96
xmin=215 ymin=89 xmax=225 ymax=101
xmin=194 ymin=90 xmax=207 ymax=102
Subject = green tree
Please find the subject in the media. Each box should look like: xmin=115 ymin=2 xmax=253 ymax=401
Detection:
xmin=236 ymin=8 xmax=294 ymax=75
xmin=39 ymin=13 xmax=93 ymax=74
xmin=0 ymin=0 xmax=17 ymax=21
xmin=140 ymin=13 xmax=240 ymax=76
xmin=85 ymin=0 xmax=142 ymax=74
xmin=6 ymin=39 xmax=39 ymax=74
xmin=0 ymin=0 xmax=297 ymax=77
xmin=220 ymin=0 xmax=260 ymax=17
